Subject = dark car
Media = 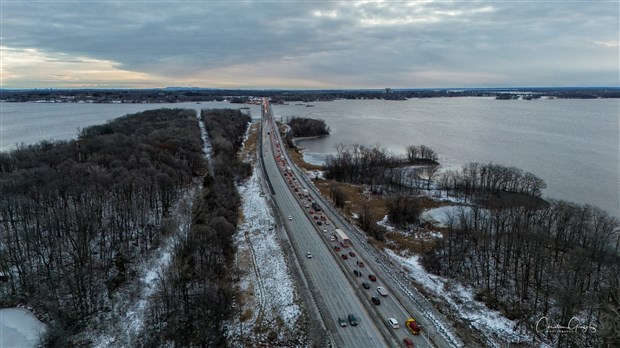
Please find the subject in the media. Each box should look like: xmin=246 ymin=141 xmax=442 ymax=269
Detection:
xmin=341 ymin=253 xmax=348 ymax=259
xmin=338 ymin=317 xmax=347 ymax=327
xmin=316 ymin=221 xmax=322 ymax=225
xmin=368 ymin=274 xmax=377 ymax=282
xmin=362 ymin=282 xmax=371 ymax=289
xmin=403 ymin=338 xmax=414 ymax=347
xmin=353 ymin=270 xmax=362 ymax=277
xmin=371 ymin=296 xmax=381 ymax=305
xmin=335 ymin=246 xmax=341 ymax=252
xmin=348 ymin=314 xmax=358 ymax=326
xmin=357 ymin=261 xmax=365 ymax=267
xmin=349 ymin=251 xmax=356 ymax=257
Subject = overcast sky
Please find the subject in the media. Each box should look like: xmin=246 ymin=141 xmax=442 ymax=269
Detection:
xmin=2 ymin=0 xmax=619 ymax=89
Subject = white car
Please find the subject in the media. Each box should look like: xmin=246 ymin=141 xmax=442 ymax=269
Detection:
xmin=307 ymin=252 xmax=313 ymax=258
xmin=288 ymin=216 xmax=292 ymax=220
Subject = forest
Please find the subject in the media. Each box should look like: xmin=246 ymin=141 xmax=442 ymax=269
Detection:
xmin=287 ymin=117 xmax=330 ymax=138
xmin=0 ymin=109 xmax=205 ymax=344
xmin=0 ymin=108 xmax=252 ymax=346
xmin=141 ymin=108 xmax=251 ymax=346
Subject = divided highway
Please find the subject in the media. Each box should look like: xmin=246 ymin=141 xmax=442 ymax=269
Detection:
xmin=260 ymin=99 xmax=454 ymax=348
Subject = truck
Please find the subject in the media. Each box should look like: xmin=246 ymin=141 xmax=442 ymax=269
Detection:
xmin=405 ymin=318 xmax=421 ymax=335
xmin=334 ymin=228 xmax=350 ymax=247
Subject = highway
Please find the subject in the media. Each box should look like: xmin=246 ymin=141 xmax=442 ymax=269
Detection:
xmin=260 ymin=99 xmax=457 ymax=347
xmin=260 ymin=101 xmax=392 ymax=347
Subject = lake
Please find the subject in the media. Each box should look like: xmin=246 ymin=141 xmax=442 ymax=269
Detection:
xmin=1 ymin=98 xmax=618 ymax=217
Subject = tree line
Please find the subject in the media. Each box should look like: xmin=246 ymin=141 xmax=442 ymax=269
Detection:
xmin=0 ymin=109 xmax=205 ymax=345
xmin=142 ymin=109 xmax=251 ymax=346
xmin=421 ymin=199 xmax=620 ymax=346
xmin=287 ymin=117 xmax=330 ymax=138
xmin=438 ymin=162 xmax=547 ymax=199
xmin=323 ymin=144 xmax=439 ymax=193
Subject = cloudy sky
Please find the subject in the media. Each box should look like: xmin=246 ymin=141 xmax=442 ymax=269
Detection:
xmin=1 ymin=0 xmax=619 ymax=89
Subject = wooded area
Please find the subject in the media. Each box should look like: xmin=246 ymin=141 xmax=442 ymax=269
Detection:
xmin=0 ymin=109 xmax=205 ymax=344
xmin=287 ymin=117 xmax=330 ymax=138
xmin=323 ymin=144 xmax=439 ymax=193
xmin=142 ymin=109 xmax=251 ymax=346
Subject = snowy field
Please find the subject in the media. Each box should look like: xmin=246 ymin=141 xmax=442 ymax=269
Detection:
xmin=0 ymin=308 xmax=46 ymax=348
xmin=226 ymin=164 xmax=306 ymax=346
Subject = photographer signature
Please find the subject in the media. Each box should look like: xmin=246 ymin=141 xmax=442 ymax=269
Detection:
xmin=536 ymin=317 xmax=597 ymax=334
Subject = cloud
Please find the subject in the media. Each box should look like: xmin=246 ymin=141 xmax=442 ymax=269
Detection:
xmin=594 ymin=41 xmax=620 ymax=47
xmin=2 ymin=0 xmax=619 ymax=88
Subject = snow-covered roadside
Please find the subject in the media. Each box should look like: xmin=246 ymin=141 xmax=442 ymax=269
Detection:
xmin=227 ymin=166 xmax=305 ymax=346
xmin=385 ymin=249 xmax=537 ymax=347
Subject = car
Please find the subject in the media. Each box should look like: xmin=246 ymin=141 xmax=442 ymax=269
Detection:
xmin=316 ymin=221 xmax=322 ymax=225
xmin=313 ymin=215 xmax=319 ymax=220
xmin=348 ymin=314 xmax=358 ymax=326
xmin=305 ymin=203 xmax=309 ymax=208
xmin=357 ymin=261 xmax=365 ymax=267
xmin=322 ymin=228 xmax=328 ymax=233
xmin=371 ymin=296 xmax=381 ymax=305
xmin=353 ymin=270 xmax=362 ymax=277
xmin=368 ymin=274 xmax=377 ymax=282
xmin=309 ymin=210 xmax=314 ymax=214
xmin=320 ymin=215 xmax=326 ymax=221
xmin=288 ymin=216 xmax=292 ymax=220
xmin=349 ymin=251 xmax=356 ymax=257
xmin=306 ymin=252 xmax=312 ymax=258
xmin=294 ymin=188 xmax=298 ymax=192
xmin=329 ymin=236 xmax=336 ymax=241
xmin=341 ymin=254 xmax=348 ymax=260
xmin=403 ymin=338 xmax=414 ymax=347
xmin=388 ymin=317 xmax=400 ymax=329
xmin=362 ymin=282 xmax=370 ymax=289
xmin=307 ymin=197 xmax=312 ymax=201
xmin=338 ymin=317 xmax=347 ymax=327
xmin=334 ymin=246 xmax=341 ymax=252
xmin=325 ymin=220 xmax=330 ymax=225
xmin=377 ymin=286 xmax=388 ymax=297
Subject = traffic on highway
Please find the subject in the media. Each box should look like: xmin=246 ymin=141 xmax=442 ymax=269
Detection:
xmin=260 ymin=98 xmax=439 ymax=347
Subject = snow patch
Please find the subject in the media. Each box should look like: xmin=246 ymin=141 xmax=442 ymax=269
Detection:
xmin=386 ymin=250 xmax=534 ymax=346
xmin=0 ymin=308 xmax=46 ymax=348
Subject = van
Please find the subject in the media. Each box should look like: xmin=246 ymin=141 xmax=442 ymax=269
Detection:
xmin=388 ymin=317 xmax=399 ymax=329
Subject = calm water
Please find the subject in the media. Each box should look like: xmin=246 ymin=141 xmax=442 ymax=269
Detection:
xmin=272 ymin=98 xmax=619 ymax=217
xmin=1 ymin=98 xmax=618 ymax=217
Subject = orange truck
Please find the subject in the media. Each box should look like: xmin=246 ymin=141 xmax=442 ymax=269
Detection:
xmin=405 ymin=318 xmax=421 ymax=335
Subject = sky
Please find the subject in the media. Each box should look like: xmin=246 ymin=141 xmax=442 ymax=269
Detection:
xmin=1 ymin=0 xmax=619 ymax=89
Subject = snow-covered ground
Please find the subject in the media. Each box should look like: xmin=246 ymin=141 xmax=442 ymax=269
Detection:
xmin=386 ymin=250 xmax=535 ymax=347
xmin=421 ymin=205 xmax=473 ymax=227
xmin=227 ymin=168 xmax=305 ymax=346
xmin=0 ymin=307 xmax=46 ymax=348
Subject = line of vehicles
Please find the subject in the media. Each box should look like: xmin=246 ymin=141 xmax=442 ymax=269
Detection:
xmin=264 ymin=99 xmax=423 ymax=347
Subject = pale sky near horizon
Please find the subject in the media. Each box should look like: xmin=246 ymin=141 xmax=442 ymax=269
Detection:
xmin=1 ymin=0 xmax=619 ymax=89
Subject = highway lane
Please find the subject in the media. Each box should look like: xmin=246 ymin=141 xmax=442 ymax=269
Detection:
xmin=261 ymin=104 xmax=392 ymax=347
xmin=266 ymin=101 xmax=449 ymax=347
